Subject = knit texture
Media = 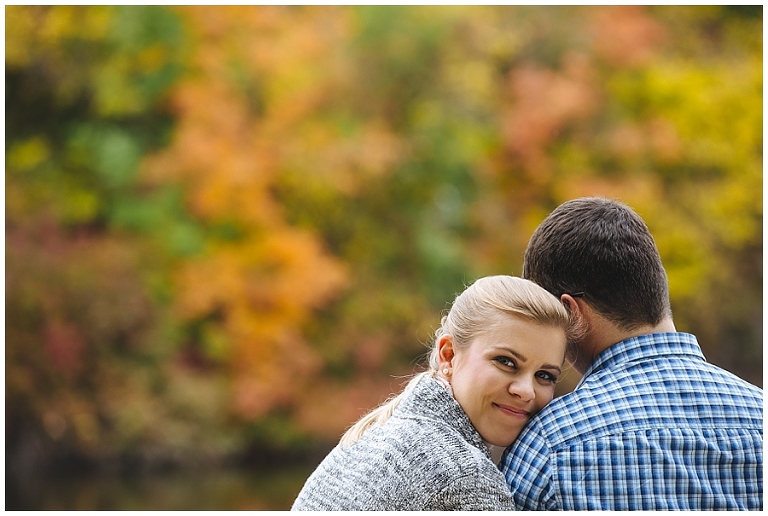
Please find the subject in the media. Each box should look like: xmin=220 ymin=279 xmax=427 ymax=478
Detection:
xmin=291 ymin=375 xmax=516 ymax=510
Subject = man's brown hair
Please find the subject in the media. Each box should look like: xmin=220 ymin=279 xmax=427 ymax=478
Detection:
xmin=522 ymin=197 xmax=671 ymax=331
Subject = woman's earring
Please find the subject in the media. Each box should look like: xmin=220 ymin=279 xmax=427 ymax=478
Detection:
xmin=442 ymin=368 xmax=450 ymax=375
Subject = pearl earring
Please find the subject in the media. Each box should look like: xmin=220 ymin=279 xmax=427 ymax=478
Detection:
xmin=442 ymin=368 xmax=450 ymax=375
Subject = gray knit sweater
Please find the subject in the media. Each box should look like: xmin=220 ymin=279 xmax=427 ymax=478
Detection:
xmin=291 ymin=376 xmax=516 ymax=510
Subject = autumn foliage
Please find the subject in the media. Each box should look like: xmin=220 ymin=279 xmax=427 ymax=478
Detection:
xmin=6 ymin=5 xmax=762 ymax=470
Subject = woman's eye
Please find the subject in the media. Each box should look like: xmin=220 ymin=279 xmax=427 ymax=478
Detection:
xmin=494 ymin=356 xmax=515 ymax=368
xmin=536 ymin=371 xmax=558 ymax=383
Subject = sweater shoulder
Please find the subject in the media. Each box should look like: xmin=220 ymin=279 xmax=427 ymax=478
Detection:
xmin=390 ymin=412 xmax=491 ymax=471
xmin=291 ymin=413 xmax=502 ymax=511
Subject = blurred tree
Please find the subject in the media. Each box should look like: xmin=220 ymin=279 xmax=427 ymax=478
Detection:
xmin=5 ymin=5 xmax=293 ymax=472
xmin=6 ymin=6 xmax=762 ymax=479
xmin=481 ymin=5 xmax=762 ymax=386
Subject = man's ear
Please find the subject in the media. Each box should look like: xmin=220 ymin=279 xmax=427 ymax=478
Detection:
xmin=437 ymin=335 xmax=455 ymax=370
xmin=560 ymin=293 xmax=584 ymax=319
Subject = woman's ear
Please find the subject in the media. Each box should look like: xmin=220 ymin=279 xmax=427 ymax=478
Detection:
xmin=437 ymin=335 xmax=455 ymax=370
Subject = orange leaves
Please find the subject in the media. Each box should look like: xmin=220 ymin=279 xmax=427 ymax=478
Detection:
xmin=145 ymin=118 xmax=280 ymax=226
xmin=589 ymin=6 xmax=667 ymax=68
xmin=175 ymin=232 xmax=347 ymax=324
xmin=496 ymin=6 xmax=666 ymax=182
xmin=169 ymin=229 xmax=347 ymax=419
xmin=294 ymin=375 xmax=409 ymax=440
xmin=8 ymin=5 xmax=762 ymax=460
xmin=501 ymin=56 xmax=598 ymax=173
xmin=231 ymin=331 xmax=322 ymax=420
xmin=144 ymin=78 xmax=279 ymax=228
xmin=141 ymin=6 xmax=354 ymax=420
xmin=285 ymin=121 xmax=406 ymax=196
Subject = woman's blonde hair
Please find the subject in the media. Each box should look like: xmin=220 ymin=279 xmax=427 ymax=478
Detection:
xmin=339 ymin=275 xmax=571 ymax=446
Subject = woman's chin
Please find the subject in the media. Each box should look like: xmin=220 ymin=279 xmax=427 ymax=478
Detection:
xmin=483 ymin=431 xmax=520 ymax=448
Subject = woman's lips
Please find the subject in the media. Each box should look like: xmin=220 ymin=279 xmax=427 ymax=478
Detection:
xmin=494 ymin=403 xmax=531 ymax=418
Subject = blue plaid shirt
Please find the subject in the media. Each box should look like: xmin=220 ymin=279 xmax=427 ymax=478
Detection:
xmin=500 ymin=332 xmax=763 ymax=510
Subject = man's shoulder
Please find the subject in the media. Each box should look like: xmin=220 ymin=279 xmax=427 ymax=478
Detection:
xmin=525 ymin=352 xmax=762 ymax=447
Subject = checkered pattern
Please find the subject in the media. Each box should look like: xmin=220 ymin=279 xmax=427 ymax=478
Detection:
xmin=500 ymin=333 xmax=763 ymax=510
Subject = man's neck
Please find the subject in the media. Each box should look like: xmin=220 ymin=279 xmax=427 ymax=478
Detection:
xmin=571 ymin=316 xmax=676 ymax=375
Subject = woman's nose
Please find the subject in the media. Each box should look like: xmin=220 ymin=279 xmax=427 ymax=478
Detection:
xmin=509 ymin=376 xmax=535 ymax=401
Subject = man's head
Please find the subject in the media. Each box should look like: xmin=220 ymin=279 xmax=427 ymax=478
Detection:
xmin=523 ymin=197 xmax=672 ymax=334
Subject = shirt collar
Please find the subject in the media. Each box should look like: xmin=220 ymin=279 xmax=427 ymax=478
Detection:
xmin=576 ymin=332 xmax=704 ymax=389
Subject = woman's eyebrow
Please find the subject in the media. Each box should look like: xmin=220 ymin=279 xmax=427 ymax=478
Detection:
xmin=493 ymin=346 xmax=561 ymax=373
xmin=493 ymin=347 xmax=528 ymax=362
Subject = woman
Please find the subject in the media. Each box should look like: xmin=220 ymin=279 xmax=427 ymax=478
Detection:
xmin=291 ymin=275 xmax=570 ymax=510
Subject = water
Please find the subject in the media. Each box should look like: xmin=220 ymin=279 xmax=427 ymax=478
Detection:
xmin=7 ymin=465 xmax=317 ymax=511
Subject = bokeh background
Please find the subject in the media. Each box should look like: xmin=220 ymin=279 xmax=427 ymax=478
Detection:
xmin=5 ymin=5 xmax=762 ymax=510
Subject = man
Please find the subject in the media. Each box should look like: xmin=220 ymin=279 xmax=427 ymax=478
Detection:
xmin=500 ymin=197 xmax=763 ymax=510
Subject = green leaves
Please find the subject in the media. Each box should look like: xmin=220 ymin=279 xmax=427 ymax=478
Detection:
xmin=5 ymin=6 xmax=762 ymax=467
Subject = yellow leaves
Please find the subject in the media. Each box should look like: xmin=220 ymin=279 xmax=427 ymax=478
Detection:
xmin=651 ymin=215 xmax=710 ymax=301
xmin=7 ymin=137 xmax=50 ymax=172
xmin=5 ymin=6 xmax=111 ymax=68
xmin=614 ymin=56 xmax=763 ymax=251
xmin=60 ymin=188 xmax=101 ymax=224
xmin=681 ymin=175 xmax=762 ymax=251
xmin=137 ymin=43 xmax=171 ymax=74
xmin=39 ymin=5 xmax=111 ymax=43
xmin=5 ymin=6 xmax=39 ymax=67
xmin=7 ymin=6 xmax=182 ymax=116
xmin=7 ymin=135 xmax=102 ymax=224
xmin=444 ymin=58 xmax=498 ymax=109
xmin=93 ymin=60 xmax=147 ymax=116
xmin=72 ymin=410 xmax=100 ymax=444
xmin=636 ymin=59 xmax=761 ymax=172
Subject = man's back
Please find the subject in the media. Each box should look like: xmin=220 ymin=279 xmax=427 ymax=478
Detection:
xmin=500 ymin=332 xmax=763 ymax=510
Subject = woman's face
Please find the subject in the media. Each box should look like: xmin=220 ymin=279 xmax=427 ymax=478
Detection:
xmin=440 ymin=316 xmax=566 ymax=447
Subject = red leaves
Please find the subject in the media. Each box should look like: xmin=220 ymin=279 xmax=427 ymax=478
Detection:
xmin=44 ymin=320 xmax=87 ymax=379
